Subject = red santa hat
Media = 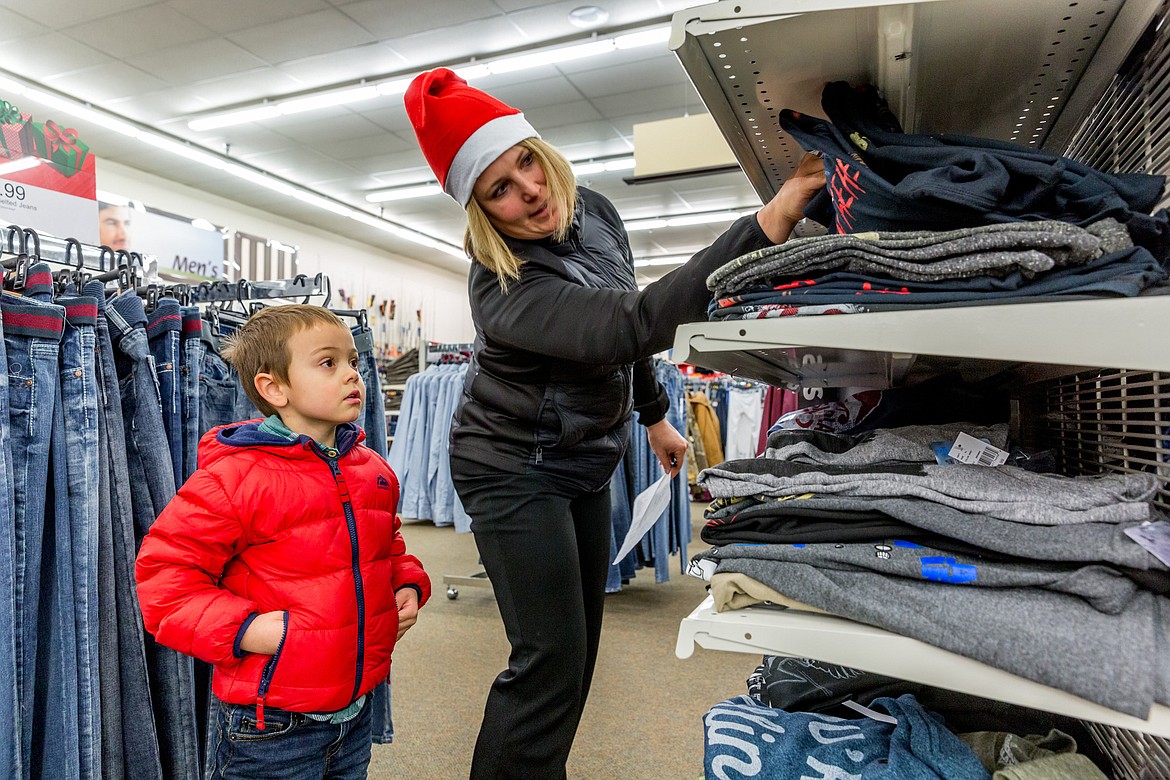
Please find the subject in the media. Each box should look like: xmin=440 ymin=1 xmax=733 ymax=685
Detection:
xmin=404 ymin=68 xmax=540 ymax=206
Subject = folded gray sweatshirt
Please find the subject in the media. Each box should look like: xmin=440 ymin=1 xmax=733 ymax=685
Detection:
xmin=697 ymin=459 xmax=1159 ymax=525
xmin=765 ymin=422 xmax=1010 ymax=466
xmin=704 ymin=553 xmax=1165 ymax=718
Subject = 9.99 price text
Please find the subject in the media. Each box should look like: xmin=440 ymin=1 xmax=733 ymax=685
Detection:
xmin=2 ymin=183 xmax=26 ymax=201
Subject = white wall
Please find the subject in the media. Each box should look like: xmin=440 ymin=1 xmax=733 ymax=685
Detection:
xmin=95 ymin=159 xmax=474 ymax=346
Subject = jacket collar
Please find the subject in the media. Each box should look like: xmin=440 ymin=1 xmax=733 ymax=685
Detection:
xmin=214 ymin=419 xmax=363 ymax=457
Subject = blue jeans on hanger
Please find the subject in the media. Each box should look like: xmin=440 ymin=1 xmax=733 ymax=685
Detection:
xmin=354 ymin=329 xmax=388 ymax=459
xmin=2 ymin=290 xmax=64 ymax=775
xmin=198 ymin=345 xmax=240 ymax=434
xmin=40 ymin=365 xmax=82 ymax=780
xmin=180 ymin=308 xmax=203 ymax=481
xmin=0 ymin=297 xmax=20 ymax=778
xmin=147 ymin=298 xmax=184 ymax=490
xmin=85 ymin=280 xmax=164 ymax=780
xmin=56 ymin=295 xmax=103 ymax=780
xmin=107 ymin=292 xmax=201 ymax=780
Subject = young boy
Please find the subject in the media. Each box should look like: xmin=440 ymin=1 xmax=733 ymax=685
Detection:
xmin=135 ymin=304 xmax=429 ymax=778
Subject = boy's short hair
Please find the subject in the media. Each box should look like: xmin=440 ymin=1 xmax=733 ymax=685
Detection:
xmin=221 ymin=304 xmax=349 ymax=416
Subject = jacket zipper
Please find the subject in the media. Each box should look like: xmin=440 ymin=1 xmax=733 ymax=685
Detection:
xmin=534 ymin=445 xmax=543 ymax=465
xmin=254 ymin=610 xmax=289 ymax=731
xmin=314 ymin=443 xmax=367 ymax=703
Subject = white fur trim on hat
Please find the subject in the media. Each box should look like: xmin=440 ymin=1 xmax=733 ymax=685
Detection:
xmin=445 ymin=112 xmax=539 ymax=206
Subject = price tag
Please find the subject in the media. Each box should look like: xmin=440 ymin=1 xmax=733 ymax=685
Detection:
xmin=947 ymin=432 xmax=1009 ymax=467
xmin=1124 ymin=521 xmax=1170 ymax=568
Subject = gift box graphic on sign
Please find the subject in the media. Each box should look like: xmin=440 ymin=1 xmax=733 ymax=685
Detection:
xmin=22 ymin=119 xmax=91 ymax=177
xmin=0 ymin=100 xmax=31 ymax=160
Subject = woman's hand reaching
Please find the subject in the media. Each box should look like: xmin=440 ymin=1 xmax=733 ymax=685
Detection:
xmin=755 ymin=151 xmax=828 ymax=243
xmin=647 ymin=418 xmax=687 ymax=478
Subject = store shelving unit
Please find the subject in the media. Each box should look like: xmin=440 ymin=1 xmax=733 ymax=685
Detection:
xmin=678 ymin=595 xmax=1170 ymax=737
xmin=667 ymin=0 xmax=1170 ymax=755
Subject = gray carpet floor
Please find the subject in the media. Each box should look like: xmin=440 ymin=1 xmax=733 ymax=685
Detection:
xmin=368 ymin=503 xmax=753 ymax=779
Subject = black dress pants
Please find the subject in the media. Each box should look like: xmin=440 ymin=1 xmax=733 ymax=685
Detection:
xmin=451 ymin=460 xmax=613 ymax=780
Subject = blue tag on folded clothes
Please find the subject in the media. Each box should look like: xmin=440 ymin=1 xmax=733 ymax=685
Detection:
xmin=930 ymin=438 xmax=992 ymax=465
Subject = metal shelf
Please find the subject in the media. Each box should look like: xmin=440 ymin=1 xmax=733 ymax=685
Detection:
xmin=668 ymin=0 xmax=1161 ymax=201
xmin=678 ymin=595 xmax=1170 ymax=738
xmin=672 ymin=296 xmax=1170 ymax=388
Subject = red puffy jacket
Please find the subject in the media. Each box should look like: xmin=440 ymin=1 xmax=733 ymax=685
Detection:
xmin=135 ymin=420 xmax=430 ymax=720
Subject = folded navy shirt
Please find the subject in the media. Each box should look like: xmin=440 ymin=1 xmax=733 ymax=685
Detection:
xmin=783 ymin=82 xmax=1170 ymax=265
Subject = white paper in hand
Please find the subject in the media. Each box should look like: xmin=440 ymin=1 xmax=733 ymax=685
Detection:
xmin=613 ymin=472 xmax=673 ymax=564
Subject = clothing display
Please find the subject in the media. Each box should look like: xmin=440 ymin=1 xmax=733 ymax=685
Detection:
xmin=608 ymin=359 xmax=691 ymax=590
xmin=387 ymin=362 xmax=472 ymax=531
xmin=701 ymin=79 xmax=1170 ymax=323
xmin=692 ymin=418 xmax=1170 ymax=720
xmin=0 ymin=255 xmax=405 ymax=779
xmin=703 ymin=693 xmax=990 ymax=780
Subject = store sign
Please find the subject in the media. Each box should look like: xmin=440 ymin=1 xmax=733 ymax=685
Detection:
xmin=98 ymin=196 xmax=225 ymax=281
xmin=0 ymin=96 xmax=99 ymax=243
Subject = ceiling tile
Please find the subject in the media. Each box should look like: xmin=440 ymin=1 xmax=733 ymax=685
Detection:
xmin=483 ymin=74 xmax=580 ymax=109
xmin=275 ymin=44 xmax=409 ymax=91
xmin=227 ymin=9 xmax=377 ymax=65
xmin=542 ymin=120 xmax=626 ymax=148
xmin=362 ymin=106 xmax=413 ymax=134
xmin=63 ymin=5 xmax=216 ymax=58
xmin=8 ymin=0 xmax=157 ymax=27
xmin=353 ymin=149 xmax=430 ymax=177
xmin=567 ymin=56 xmax=690 ymax=98
xmin=504 ymin=1 xmax=670 ymax=41
xmin=0 ymin=8 xmax=48 ymax=45
xmin=0 ymin=32 xmax=112 ymax=81
xmin=165 ymin=0 xmax=331 ymax=35
xmin=328 ymin=133 xmax=414 ymax=162
xmin=342 ymin=0 xmax=501 ymax=40
xmin=44 ymin=61 xmax=169 ymax=104
xmin=185 ymin=67 xmax=306 ymax=108
xmin=271 ymin=111 xmax=387 ymax=146
xmin=125 ymin=38 xmax=269 ymax=86
xmin=590 ymin=85 xmax=693 ymax=118
xmin=522 ymin=100 xmax=603 ymax=132
xmin=382 ymin=16 xmax=525 ymax=68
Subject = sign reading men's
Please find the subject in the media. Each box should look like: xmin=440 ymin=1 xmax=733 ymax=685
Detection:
xmin=0 ymin=97 xmax=98 ymax=244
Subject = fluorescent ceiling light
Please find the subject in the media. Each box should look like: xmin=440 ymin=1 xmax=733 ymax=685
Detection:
xmin=625 ymin=209 xmax=750 ymax=231
xmin=139 ymin=131 xmax=227 ymax=169
xmin=279 ymin=85 xmax=380 ymax=115
xmin=23 ymin=87 xmax=142 ymax=137
xmin=221 ymin=163 xmax=299 ymax=197
xmin=571 ymin=156 xmax=636 ymax=176
xmin=489 ymin=39 xmax=616 ymax=74
xmin=189 ymin=106 xmax=282 ymax=132
xmin=0 ymin=156 xmax=40 ymax=175
xmin=634 ymin=255 xmax=690 ymax=267
xmin=366 ymin=183 xmax=443 ymax=203
xmin=191 ymin=218 xmax=218 ymax=232
xmin=625 ymin=218 xmax=668 ymax=231
xmin=186 ymin=24 xmax=670 ymax=131
xmin=614 ymin=27 xmax=672 ymax=49
xmin=376 ymin=78 xmax=414 ymax=96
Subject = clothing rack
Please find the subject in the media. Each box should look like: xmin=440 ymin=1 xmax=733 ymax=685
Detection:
xmin=422 ymin=341 xmax=473 ymax=374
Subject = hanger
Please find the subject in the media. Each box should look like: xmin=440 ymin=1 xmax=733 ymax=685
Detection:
xmin=3 ymin=227 xmax=39 ymax=290
xmin=53 ymin=238 xmax=87 ymax=295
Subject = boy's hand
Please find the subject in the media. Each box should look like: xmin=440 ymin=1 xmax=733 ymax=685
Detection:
xmin=395 ymin=588 xmax=420 ymax=640
xmin=240 ymin=611 xmax=285 ymax=655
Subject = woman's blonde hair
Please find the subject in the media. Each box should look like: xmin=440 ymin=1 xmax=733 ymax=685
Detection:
xmin=464 ymin=137 xmax=577 ymax=290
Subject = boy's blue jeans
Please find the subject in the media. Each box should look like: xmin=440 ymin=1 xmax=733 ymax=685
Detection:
xmin=208 ymin=699 xmax=373 ymax=780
